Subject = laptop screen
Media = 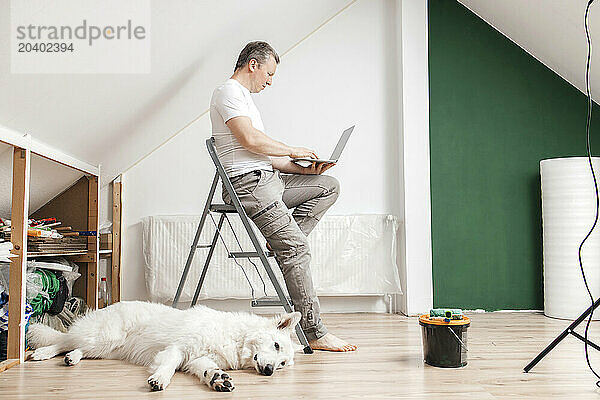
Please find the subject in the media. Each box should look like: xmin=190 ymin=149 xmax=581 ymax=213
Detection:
xmin=329 ymin=125 xmax=355 ymax=161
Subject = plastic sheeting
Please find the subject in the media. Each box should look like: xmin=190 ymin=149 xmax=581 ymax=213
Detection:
xmin=142 ymin=214 xmax=402 ymax=302
xmin=0 ymin=263 xmax=48 ymax=304
xmin=541 ymin=157 xmax=600 ymax=319
xmin=0 ymin=262 xmax=66 ymax=332
xmin=0 ymin=261 xmax=80 ymax=304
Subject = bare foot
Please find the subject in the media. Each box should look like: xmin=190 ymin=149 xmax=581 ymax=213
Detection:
xmin=309 ymin=333 xmax=357 ymax=352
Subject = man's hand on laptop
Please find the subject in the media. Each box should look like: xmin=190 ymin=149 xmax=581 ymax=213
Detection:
xmin=289 ymin=147 xmax=318 ymax=159
xmin=304 ymin=161 xmax=336 ymax=175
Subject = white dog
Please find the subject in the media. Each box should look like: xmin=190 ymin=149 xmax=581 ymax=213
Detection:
xmin=27 ymin=301 xmax=303 ymax=392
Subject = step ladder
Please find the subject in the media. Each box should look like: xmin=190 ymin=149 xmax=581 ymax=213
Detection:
xmin=171 ymin=138 xmax=313 ymax=354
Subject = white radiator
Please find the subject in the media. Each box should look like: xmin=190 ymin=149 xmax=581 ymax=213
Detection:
xmin=142 ymin=214 xmax=402 ymax=302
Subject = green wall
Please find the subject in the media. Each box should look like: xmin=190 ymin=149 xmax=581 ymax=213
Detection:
xmin=429 ymin=0 xmax=600 ymax=310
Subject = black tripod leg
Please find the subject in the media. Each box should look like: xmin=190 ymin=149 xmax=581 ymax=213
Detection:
xmin=569 ymin=331 xmax=600 ymax=352
xmin=524 ymin=327 xmax=570 ymax=372
xmin=524 ymin=297 xmax=600 ymax=372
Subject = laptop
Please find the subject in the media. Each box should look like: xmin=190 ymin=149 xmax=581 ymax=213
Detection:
xmin=292 ymin=125 xmax=355 ymax=166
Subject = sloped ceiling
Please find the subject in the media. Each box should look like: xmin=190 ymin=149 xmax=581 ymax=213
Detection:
xmin=459 ymin=0 xmax=600 ymax=102
xmin=3 ymin=0 xmax=598 ymax=214
xmin=0 ymin=143 xmax=84 ymax=218
xmin=0 ymin=0 xmax=351 ymax=192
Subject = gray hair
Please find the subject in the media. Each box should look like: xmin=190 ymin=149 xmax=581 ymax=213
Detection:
xmin=234 ymin=41 xmax=280 ymax=72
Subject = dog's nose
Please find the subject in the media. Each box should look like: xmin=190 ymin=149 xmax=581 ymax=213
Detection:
xmin=263 ymin=364 xmax=274 ymax=376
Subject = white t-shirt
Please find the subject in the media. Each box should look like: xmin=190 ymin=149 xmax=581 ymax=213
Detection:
xmin=210 ymin=79 xmax=273 ymax=177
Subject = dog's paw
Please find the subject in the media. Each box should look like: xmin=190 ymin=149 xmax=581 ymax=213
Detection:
xmin=64 ymin=349 xmax=82 ymax=366
xmin=147 ymin=373 xmax=171 ymax=391
xmin=31 ymin=346 xmax=56 ymax=361
xmin=207 ymin=370 xmax=235 ymax=392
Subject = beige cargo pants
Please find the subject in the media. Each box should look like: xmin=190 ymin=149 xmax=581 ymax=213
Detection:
xmin=223 ymin=169 xmax=339 ymax=340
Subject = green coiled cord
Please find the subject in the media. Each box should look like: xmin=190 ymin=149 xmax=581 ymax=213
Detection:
xmin=29 ymin=269 xmax=60 ymax=317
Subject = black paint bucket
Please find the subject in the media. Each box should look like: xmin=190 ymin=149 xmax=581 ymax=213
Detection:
xmin=419 ymin=315 xmax=470 ymax=368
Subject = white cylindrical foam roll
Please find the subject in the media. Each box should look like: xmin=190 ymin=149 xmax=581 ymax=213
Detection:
xmin=541 ymin=157 xmax=600 ymax=320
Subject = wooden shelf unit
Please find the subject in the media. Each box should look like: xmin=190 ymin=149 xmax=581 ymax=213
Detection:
xmin=27 ymin=251 xmax=88 ymax=258
xmin=30 ymin=175 xmax=100 ymax=310
xmin=0 ymin=129 xmax=121 ymax=373
xmin=110 ymin=180 xmax=122 ymax=304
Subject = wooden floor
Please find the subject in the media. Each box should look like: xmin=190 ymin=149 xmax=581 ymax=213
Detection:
xmin=2 ymin=312 xmax=600 ymax=399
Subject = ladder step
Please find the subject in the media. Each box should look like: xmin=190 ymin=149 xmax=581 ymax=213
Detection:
xmin=252 ymin=296 xmax=293 ymax=307
xmin=229 ymin=251 xmax=274 ymax=258
xmin=209 ymin=204 xmax=237 ymax=213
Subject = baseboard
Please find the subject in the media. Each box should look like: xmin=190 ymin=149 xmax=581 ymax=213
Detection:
xmin=180 ymin=295 xmax=398 ymax=315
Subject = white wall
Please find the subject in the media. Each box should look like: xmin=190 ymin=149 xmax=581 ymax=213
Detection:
xmin=252 ymin=0 xmax=402 ymax=215
xmin=115 ymin=0 xmax=432 ymax=315
xmin=397 ymin=0 xmax=433 ymax=316
xmin=118 ymin=0 xmax=403 ymax=303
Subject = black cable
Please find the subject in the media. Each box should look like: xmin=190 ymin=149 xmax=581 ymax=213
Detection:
xmin=580 ymin=0 xmax=600 ymax=388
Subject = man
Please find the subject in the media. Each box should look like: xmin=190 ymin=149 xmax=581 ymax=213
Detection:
xmin=209 ymin=41 xmax=356 ymax=352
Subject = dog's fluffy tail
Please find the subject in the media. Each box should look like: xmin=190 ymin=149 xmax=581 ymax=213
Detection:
xmin=27 ymin=323 xmax=64 ymax=349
